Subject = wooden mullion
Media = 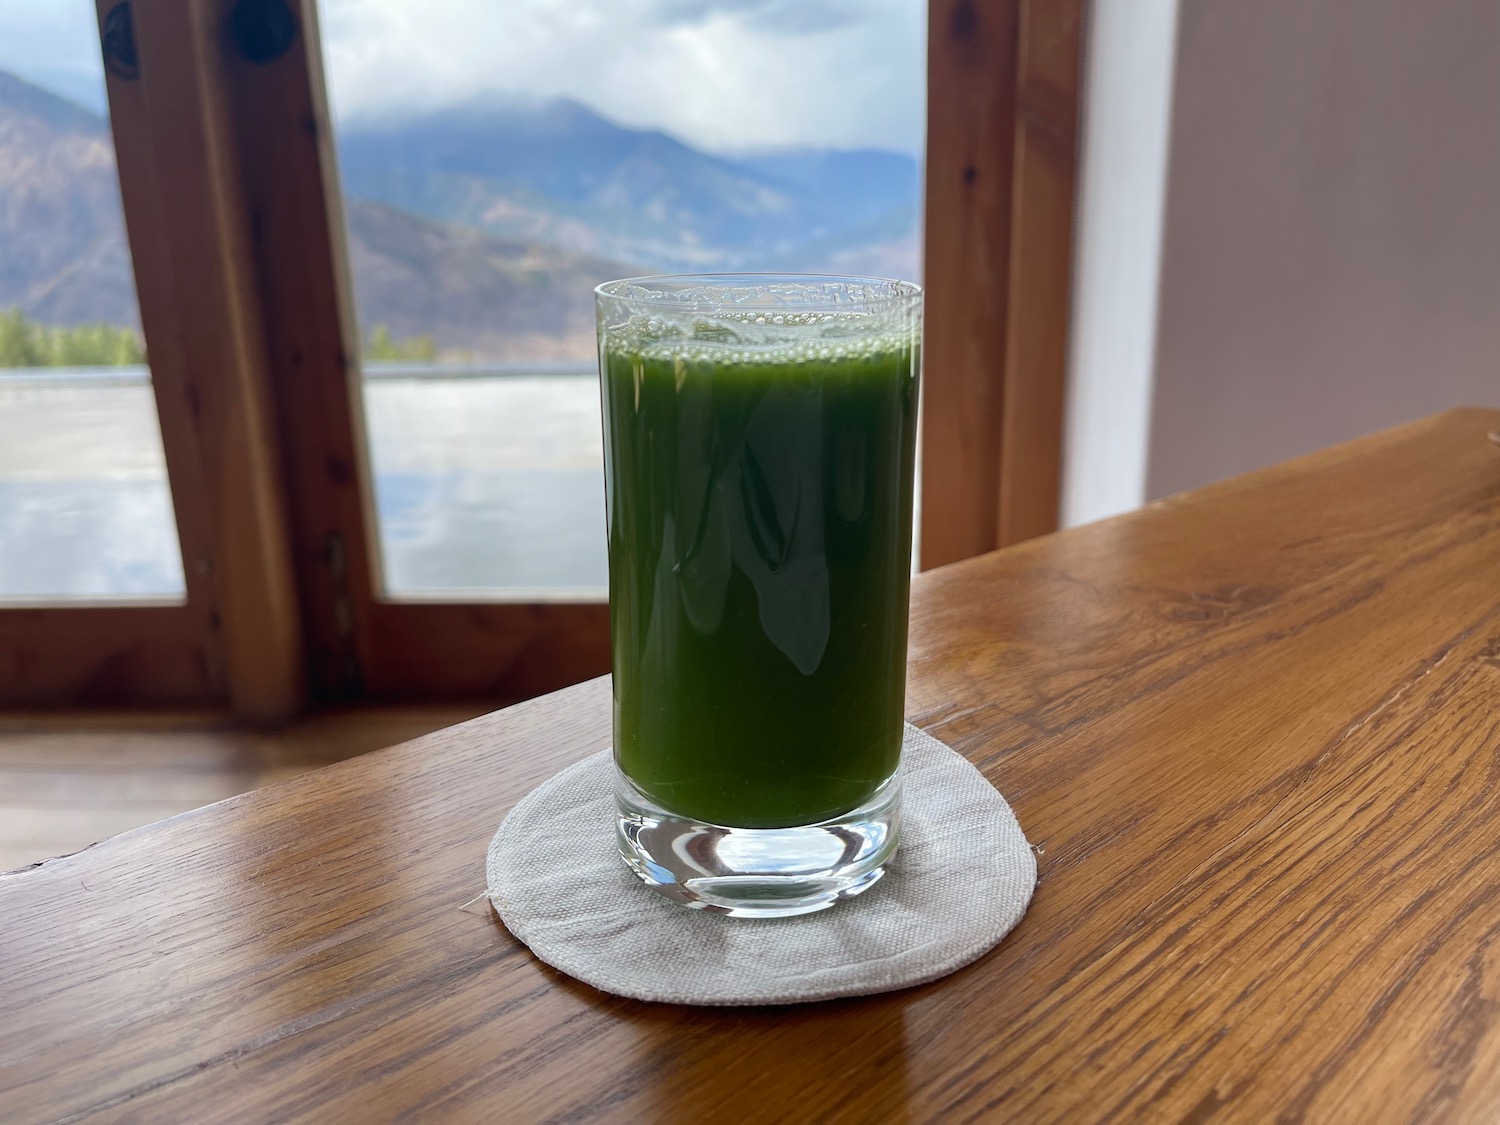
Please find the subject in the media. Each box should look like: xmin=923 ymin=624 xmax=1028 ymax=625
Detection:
xmin=920 ymin=0 xmax=1084 ymax=567
xmin=104 ymin=0 xmax=305 ymax=721
xmin=214 ymin=0 xmax=611 ymax=704
xmin=920 ymin=0 xmax=1024 ymax=569
xmin=213 ymin=0 xmax=380 ymax=702
xmin=997 ymin=0 xmax=1084 ymax=546
xmin=95 ymin=0 xmax=221 ymax=650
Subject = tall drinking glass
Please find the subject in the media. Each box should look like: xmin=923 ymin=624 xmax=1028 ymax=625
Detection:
xmin=597 ymin=275 xmax=921 ymax=917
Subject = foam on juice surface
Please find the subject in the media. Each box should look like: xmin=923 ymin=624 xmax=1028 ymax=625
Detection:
xmin=602 ymin=309 xmax=917 ymax=368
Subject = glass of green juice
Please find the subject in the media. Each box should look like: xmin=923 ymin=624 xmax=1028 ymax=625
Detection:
xmin=596 ymin=274 xmax=921 ymax=918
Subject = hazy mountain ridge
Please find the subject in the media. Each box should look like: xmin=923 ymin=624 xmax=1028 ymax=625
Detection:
xmin=337 ymin=98 xmax=920 ymax=273
xmin=0 ymin=71 xmax=140 ymax=330
xmin=0 ymin=72 xmax=919 ymax=362
xmin=345 ymin=197 xmax=636 ymax=359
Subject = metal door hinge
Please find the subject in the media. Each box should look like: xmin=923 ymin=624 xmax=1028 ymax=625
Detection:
xmin=230 ymin=0 xmax=299 ymax=65
xmin=101 ymin=3 xmax=139 ymax=81
xmin=323 ymin=532 xmax=363 ymax=697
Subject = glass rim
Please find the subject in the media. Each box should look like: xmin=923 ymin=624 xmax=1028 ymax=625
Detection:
xmin=595 ymin=272 xmax=922 ymax=313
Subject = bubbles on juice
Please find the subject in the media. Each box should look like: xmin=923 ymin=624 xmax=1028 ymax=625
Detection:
xmin=603 ymin=307 xmax=916 ymax=366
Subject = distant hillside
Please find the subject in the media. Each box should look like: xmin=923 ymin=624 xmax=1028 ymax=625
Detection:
xmin=0 ymin=72 xmax=636 ymax=360
xmin=337 ymin=99 xmax=921 ymax=275
xmin=0 ymin=71 xmax=920 ymax=363
xmin=346 ymin=198 xmax=634 ymax=360
xmin=0 ymin=71 xmax=140 ymax=329
xmin=734 ymin=147 xmax=918 ymax=229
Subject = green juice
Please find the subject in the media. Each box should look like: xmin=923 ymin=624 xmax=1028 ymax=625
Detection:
xmin=601 ymin=320 xmax=919 ymax=829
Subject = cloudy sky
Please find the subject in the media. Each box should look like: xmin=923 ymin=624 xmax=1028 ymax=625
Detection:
xmin=2 ymin=0 xmax=925 ymax=155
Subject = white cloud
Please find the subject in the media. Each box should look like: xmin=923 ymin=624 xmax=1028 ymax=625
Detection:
xmin=318 ymin=0 xmax=925 ymax=154
xmin=1 ymin=0 xmax=109 ymax=114
xmin=0 ymin=0 xmax=925 ymax=155
xmin=653 ymin=0 xmax=862 ymax=36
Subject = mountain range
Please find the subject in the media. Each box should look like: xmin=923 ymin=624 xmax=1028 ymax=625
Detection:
xmin=0 ymin=71 xmax=919 ymax=362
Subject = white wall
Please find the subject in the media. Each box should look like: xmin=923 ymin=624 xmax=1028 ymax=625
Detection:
xmin=1064 ymin=0 xmax=1500 ymax=518
xmin=1060 ymin=0 xmax=1179 ymax=526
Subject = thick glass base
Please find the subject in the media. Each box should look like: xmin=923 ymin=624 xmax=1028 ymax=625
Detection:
xmin=616 ymin=772 xmax=901 ymax=918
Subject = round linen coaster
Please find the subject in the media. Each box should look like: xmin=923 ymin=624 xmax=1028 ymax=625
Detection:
xmin=487 ymin=723 xmax=1036 ymax=1006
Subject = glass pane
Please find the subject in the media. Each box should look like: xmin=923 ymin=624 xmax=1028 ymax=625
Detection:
xmin=0 ymin=6 xmax=185 ymax=601
xmin=318 ymin=0 xmax=925 ymax=599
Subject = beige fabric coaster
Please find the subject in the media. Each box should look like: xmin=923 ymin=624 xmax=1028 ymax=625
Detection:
xmin=487 ymin=723 xmax=1035 ymax=1006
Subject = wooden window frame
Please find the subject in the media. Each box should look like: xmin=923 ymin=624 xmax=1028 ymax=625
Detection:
xmin=217 ymin=3 xmax=611 ymax=704
xmin=0 ymin=0 xmax=1082 ymax=716
xmin=922 ymin=0 xmax=1083 ymax=566
xmin=0 ymin=0 xmax=304 ymax=720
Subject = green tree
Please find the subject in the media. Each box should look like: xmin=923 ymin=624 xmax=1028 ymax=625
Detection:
xmin=0 ymin=306 xmax=441 ymax=369
xmin=0 ymin=308 xmax=42 ymax=367
xmin=364 ymin=323 xmax=438 ymax=362
xmin=48 ymin=322 xmax=145 ymax=365
xmin=0 ymin=307 xmax=145 ymax=368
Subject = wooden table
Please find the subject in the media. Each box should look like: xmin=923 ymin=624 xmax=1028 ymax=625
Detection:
xmin=5 ymin=408 xmax=1500 ymax=1123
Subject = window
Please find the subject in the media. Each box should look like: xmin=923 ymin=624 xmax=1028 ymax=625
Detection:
xmin=313 ymin=0 xmax=926 ymax=600
xmin=0 ymin=0 xmax=1079 ymax=714
xmin=0 ymin=15 xmax=183 ymax=601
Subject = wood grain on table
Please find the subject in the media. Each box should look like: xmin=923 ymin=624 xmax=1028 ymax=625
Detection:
xmin=4 ymin=408 xmax=1499 ymax=1124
